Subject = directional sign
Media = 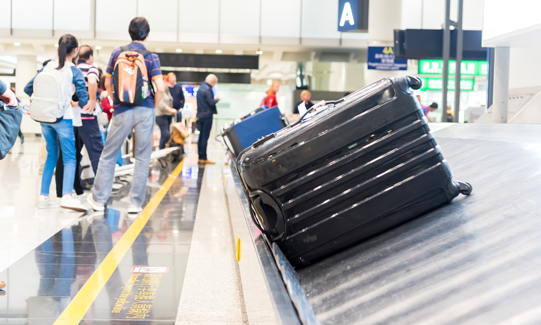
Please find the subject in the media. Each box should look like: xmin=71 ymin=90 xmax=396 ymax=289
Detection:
xmin=368 ymin=47 xmax=408 ymax=71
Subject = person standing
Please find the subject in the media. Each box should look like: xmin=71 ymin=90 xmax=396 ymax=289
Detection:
xmin=263 ymin=81 xmax=280 ymax=107
xmin=156 ymin=74 xmax=177 ymax=149
xmin=24 ymin=34 xmax=89 ymax=211
xmin=417 ymin=95 xmax=429 ymax=116
xmin=167 ymin=72 xmax=185 ymax=122
xmin=196 ymin=74 xmax=219 ymax=165
xmin=76 ymin=45 xmax=104 ymax=174
xmin=87 ymin=17 xmax=164 ymax=214
xmin=54 ymin=45 xmax=104 ymax=199
xmin=294 ymin=90 xmax=314 ymax=116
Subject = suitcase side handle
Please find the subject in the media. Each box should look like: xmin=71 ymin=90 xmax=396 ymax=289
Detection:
xmin=249 ymin=190 xmax=286 ymax=242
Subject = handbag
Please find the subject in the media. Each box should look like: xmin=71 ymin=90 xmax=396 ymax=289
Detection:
xmin=0 ymin=105 xmax=23 ymax=159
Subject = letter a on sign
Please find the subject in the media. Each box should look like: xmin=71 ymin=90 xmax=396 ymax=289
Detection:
xmin=338 ymin=0 xmax=360 ymax=32
xmin=340 ymin=2 xmax=355 ymax=27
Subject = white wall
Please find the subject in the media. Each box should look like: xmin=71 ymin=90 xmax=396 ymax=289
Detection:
xmin=0 ymin=0 xmax=10 ymax=35
xmin=509 ymin=46 xmax=541 ymax=89
xmin=54 ymin=0 xmax=92 ymax=32
xmin=261 ymin=0 xmax=301 ymax=45
xmin=401 ymin=0 xmax=484 ymax=30
xmin=369 ymin=0 xmax=402 ymax=41
xmin=220 ymin=0 xmax=260 ymax=44
xmin=178 ymin=0 xmax=220 ymax=43
xmin=96 ymin=0 xmax=136 ymax=40
xmin=138 ymin=0 xmax=178 ymax=42
xmin=483 ymin=0 xmax=541 ymax=47
xmin=301 ymin=0 xmax=341 ymax=45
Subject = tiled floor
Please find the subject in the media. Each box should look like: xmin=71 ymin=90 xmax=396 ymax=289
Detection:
xmin=0 ymin=137 xmax=86 ymax=273
xmin=0 ymin=139 xmax=204 ymax=324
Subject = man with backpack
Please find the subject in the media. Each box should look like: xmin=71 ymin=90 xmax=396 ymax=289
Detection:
xmin=87 ymin=17 xmax=165 ymax=214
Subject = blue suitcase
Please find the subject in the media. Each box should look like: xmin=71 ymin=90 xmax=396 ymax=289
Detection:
xmin=222 ymin=106 xmax=284 ymax=156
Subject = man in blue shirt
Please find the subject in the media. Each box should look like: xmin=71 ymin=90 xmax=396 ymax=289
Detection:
xmin=167 ymin=72 xmax=185 ymax=122
xmin=87 ymin=17 xmax=165 ymax=215
xmin=196 ymin=74 xmax=220 ymax=165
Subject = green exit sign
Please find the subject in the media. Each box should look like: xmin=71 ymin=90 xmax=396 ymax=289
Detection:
xmin=420 ymin=77 xmax=475 ymax=91
xmin=419 ymin=60 xmax=488 ymax=76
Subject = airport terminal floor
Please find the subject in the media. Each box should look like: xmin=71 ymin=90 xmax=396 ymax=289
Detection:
xmin=0 ymin=136 xmax=248 ymax=324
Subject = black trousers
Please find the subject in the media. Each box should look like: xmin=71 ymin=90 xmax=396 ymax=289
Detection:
xmin=56 ymin=127 xmax=84 ymax=198
xmin=156 ymin=115 xmax=172 ymax=149
xmin=79 ymin=116 xmax=104 ymax=174
xmin=197 ymin=116 xmax=213 ymax=161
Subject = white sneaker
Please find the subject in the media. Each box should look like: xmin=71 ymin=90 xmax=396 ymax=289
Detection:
xmin=127 ymin=205 xmax=143 ymax=214
xmin=60 ymin=197 xmax=88 ymax=212
xmin=38 ymin=197 xmax=59 ymax=209
xmin=87 ymin=193 xmax=105 ymax=211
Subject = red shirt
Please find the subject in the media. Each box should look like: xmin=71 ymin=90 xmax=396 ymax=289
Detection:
xmin=265 ymin=93 xmax=278 ymax=107
xmin=101 ymin=96 xmax=114 ymax=121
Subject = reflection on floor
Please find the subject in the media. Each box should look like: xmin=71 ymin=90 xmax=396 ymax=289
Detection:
xmin=0 ymin=137 xmax=87 ymax=273
xmin=0 ymin=143 xmax=204 ymax=324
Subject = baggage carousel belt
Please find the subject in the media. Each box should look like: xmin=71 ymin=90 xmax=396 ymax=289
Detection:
xmin=296 ymin=135 xmax=541 ymax=324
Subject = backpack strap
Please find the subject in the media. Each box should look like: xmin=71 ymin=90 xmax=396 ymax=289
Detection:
xmin=138 ymin=49 xmax=156 ymax=96
xmin=120 ymin=45 xmax=131 ymax=53
xmin=139 ymin=49 xmax=152 ymax=58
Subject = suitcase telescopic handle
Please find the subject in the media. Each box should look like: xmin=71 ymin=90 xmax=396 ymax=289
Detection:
xmin=290 ymin=98 xmax=345 ymax=128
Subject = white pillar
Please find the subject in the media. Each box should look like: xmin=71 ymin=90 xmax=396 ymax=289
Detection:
xmin=16 ymin=55 xmax=37 ymax=105
xmin=16 ymin=55 xmax=40 ymax=134
xmin=365 ymin=0 xmax=403 ymax=86
xmin=492 ymin=47 xmax=510 ymax=123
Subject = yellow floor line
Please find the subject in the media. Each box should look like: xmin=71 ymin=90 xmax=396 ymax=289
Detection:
xmin=54 ymin=159 xmax=185 ymax=325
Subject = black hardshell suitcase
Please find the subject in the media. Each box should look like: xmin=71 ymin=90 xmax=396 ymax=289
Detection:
xmin=237 ymin=76 xmax=472 ymax=267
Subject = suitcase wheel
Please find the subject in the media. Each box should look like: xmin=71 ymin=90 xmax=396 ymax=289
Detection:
xmin=458 ymin=181 xmax=472 ymax=196
xmin=407 ymin=76 xmax=423 ymax=90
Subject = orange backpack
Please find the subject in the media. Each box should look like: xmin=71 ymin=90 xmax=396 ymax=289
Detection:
xmin=113 ymin=45 xmax=152 ymax=106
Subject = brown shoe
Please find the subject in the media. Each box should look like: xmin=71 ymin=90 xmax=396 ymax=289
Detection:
xmin=200 ymin=159 xmax=215 ymax=165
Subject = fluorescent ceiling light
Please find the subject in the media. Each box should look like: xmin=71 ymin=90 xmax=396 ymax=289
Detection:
xmin=95 ymin=46 xmax=102 ymax=50
xmin=14 ymin=43 xmax=20 ymax=46
xmin=176 ymin=49 xmax=183 ymax=53
xmin=216 ymin=50 xmax=222 ymax=54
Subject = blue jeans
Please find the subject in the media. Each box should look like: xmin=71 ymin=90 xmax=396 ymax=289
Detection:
xmin=92 ymin=107 xmax=155 ymax=206
xmin=197 ymin=116 xmax=213 ymax=160
xmin=41 ymin=119 xmax=76 ymax=196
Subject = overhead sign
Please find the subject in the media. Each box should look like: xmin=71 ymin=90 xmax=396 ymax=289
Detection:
xmin=182 ymin=86 xmax=198 ymax=97
xmin=338 ymin=0 xmax=369 ymax=32
xmin=367 ymin=47 xmax=408 ymax=71
xmin=419 ymin=59 xmax=488 ymax=76
xmin=419 ymin=77 xmax=475 ymax=91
